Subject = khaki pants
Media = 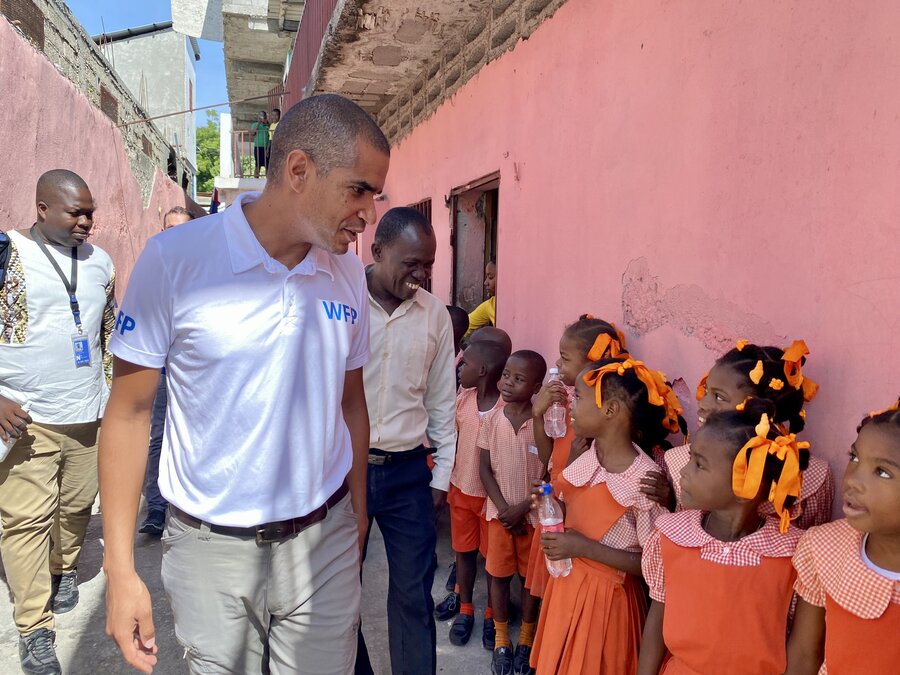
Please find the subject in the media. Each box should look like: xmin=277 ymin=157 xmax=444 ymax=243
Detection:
xmin=0 ymin=421 xmax=100 ymax=634
xmin=162 ymin=493 xmax=361 ymax=674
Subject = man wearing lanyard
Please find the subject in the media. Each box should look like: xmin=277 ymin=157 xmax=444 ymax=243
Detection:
xmin=0 ymin=169 xmax=116 ymax=675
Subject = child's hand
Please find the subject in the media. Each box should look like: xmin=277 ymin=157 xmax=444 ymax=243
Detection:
xmin=541 ymin=529 xmax=588 ymax=560
xmin=529 ymin=480 xmax=547 ymax=511
xmin=639 ymin=470 xmax=674 ymax=510
xmin=569 ymin=437 xmax=593 ymax=462
xmin=532 ymin=381 xmax=568 ymax=417
xmin=499 ymin=501 xmax=531 ymax=529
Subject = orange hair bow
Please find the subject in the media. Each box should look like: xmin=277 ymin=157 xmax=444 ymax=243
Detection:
xmin=869 ymin=398 xmax=900 ymax=419
xmin=587 ymin=333 xmax=624 ymax=361
xmin=732 ymin=413 xmax=808 ymax=533
xmin=696 ymin=371 xmax=709 ymax=401
xmin=583 ymin=358 xmax=683 ymax=434
xmin=782 ymin=340 xmax=819 ymax=402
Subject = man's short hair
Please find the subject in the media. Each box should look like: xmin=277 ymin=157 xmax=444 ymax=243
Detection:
xmin=268 ymin=94 xmax=390 ymax=181
xmin=273 ymin=108 xmax=281 ymax=115
xmin=164 ymin=206 xmax=193 ymax=221
xmin=373 ymin=207 xmax=433 ymax=248
xmin=36 ymin=169 xmax=88 ymax=203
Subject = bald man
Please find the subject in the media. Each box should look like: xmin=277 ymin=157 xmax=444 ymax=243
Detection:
xmin=0 ymin=169 xmax=116 ymax=675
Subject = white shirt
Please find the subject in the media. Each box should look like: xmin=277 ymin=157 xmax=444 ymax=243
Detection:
xmin=364 ymin=287 xmax=457 ymax=491
xmin=109 ymin=192 xmax=370 ymax=526
xmin=0 ymin=230 xmax=114 ymax=424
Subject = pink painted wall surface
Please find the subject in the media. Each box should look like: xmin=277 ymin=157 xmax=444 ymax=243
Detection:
xmin=370 ymin=0 xmax=900 ymax=502
xmin=0 ymin=18 xmax=188 ymax=293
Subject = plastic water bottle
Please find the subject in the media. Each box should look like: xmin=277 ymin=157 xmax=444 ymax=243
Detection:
xmin=543 ymin=368 xmax=567 ymax=439
xmin=538 ymin=483 xmax=572 ymax=577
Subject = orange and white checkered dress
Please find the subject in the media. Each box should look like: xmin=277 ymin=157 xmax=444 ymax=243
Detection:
xmin=793 ymin=519 xmax=900 ymax=674
xmin=665 ymin=444 xmax=835 ymax=529
xmin=560 ymin=446 xmax=665 ymax=551
xmin=642 ymin=511 xmax=802 ymax=675
xmin=450 ymin=387 xmax=501 ymax=498
xmin=477 ymin=407 xmax=543 ymax=527
xmin=643 ymin=511 xmax=803 ymax=602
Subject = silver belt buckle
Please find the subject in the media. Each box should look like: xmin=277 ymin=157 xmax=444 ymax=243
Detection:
xmin=368 ymin=454 xmax=387 ymax=465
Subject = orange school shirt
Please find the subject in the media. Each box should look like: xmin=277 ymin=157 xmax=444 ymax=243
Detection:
xmin=450 ymin=387 xmax=501 ymax=498
xmin=793 ymin=519 xmax=900 ymax=674
xmin=642 ymin=511 xmax=802 ymax=675
xmin=477 ymin=407 xmax=544 ymax=526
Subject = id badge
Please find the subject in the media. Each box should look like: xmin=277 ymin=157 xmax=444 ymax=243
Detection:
xmin=71 ymin=334 xmax=91 ymax=367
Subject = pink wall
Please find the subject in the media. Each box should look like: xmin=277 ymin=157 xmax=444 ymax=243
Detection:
xmin=0 ymin=18 xmax=188 ymax=293
xmin=371 ymin=0 xmax=900 ymax=499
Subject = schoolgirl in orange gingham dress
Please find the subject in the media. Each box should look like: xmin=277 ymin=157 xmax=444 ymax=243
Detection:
xmin=638 ymin=399 xmax=807 ymax=675
xmin=527 ymin=315 xmax=628 ymax=601
xmin=531 ymin=356 xmax=681 ymax=675
xmin=787 ymin=400 xmax=900 ymax=674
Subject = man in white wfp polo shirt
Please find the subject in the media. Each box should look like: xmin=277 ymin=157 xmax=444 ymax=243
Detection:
xmin=98 ymin=94 xmax=390 ymax=675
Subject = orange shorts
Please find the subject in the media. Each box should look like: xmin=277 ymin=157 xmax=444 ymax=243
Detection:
xmin=448 ymin=484 xmax=488 ymax=556
xmin=486 ymin=518 xmax=535 ymax=578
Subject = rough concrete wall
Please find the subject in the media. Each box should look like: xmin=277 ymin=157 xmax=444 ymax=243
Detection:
xmin=0 ymin=17 xmax=189 ymax=293
xmin=373 ymin=0 xmax=568 ymax=144
xmin=2 ymin=0 xmax=189 ymax=203
xmin=371 ymin=0 xmax=900 ymax=504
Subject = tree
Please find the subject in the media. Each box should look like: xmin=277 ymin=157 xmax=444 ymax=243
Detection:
xmin=196 ymin=110 xmax=220 ymax=193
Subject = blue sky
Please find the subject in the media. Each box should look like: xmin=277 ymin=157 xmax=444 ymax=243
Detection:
xmin=65 ymin=0 xmax=227 ymax=127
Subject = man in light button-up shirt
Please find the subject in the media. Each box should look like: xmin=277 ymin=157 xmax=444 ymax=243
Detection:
xmin=357 ymin=207 xmax=457 ymax=675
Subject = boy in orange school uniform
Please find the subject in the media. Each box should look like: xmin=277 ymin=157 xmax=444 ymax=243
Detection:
xmin=446 ymin=341 xmax=509 ymax=648
xmin=479 ymin=350 xmax=547 ymax=675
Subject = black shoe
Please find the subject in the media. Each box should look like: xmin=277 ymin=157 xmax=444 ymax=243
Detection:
xmin=513 ymin=644 xmax=535 ymax=675
xmin=139 ymin=508 xmax=166 ymax=536
xmin=449 ymin=613 xmax=474 ymax=646
xmin=434 ymin=591 xmax=459 ymax=621
xmin=18 ymin=628 xmax=61 ymax=675
xmin=482 ymin=617 xmax=496 ymax=650
xmin=491 ymin=646 xmax=514 ymax=675
xmin=51 ymin=571 xmax=78 ymax=614
xmin=445 ymin=561 xmax=457 ymax=592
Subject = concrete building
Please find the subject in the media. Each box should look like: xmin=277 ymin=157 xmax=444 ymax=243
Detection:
xmin=94 ymin=22 xmax=201 ymax=184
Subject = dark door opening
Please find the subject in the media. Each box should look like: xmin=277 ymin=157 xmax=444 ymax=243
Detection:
xmin=449 ymin=172 xmax=499 ymax=313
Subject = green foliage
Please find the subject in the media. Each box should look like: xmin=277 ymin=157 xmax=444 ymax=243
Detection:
xmin=196 ymin=110 xmax=220 ymax=193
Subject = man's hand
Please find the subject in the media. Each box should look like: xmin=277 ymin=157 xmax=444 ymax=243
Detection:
xmin=532 ymin=381 xmax=568 ymax=418
xmin=432 ymin=487 xmax=448 ymax=512
xmin=0 ymin=395 xmax=31 ymax=443
xmin=105 ymin=569 xmax=158 ymax=674
xmin=541 ymin=528 xmax=589 ymax=560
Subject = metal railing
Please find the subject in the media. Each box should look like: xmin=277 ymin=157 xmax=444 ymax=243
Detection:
xmin=231 ymin=129 xmax=268 ymax=179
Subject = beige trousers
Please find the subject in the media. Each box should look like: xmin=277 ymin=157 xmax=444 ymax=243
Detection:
xmin=161 ymin=493 xmax=361 ymax=674
xmin=0 ymin=421 xmax=100 ymax=634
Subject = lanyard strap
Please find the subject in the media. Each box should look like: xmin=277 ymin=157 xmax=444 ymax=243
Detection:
xmin=30 ymin=226 xmax=82 ymax=332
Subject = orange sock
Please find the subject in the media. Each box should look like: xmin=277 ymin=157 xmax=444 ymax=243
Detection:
xmin=494 ymin=620 xmax=511 ymax=648
xmin=460 ymin=602 xmax=475 ymax=617
xmin=484 ymin=607 xmax=494 ymax=620
xmin=518 ymin=621 xmax=536 ymax=647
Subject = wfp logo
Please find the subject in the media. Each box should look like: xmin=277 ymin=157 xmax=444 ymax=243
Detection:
xmin=115 ymin=311 xmax=136 ymax=335
xmin=321 ymin=301 xmax=358 ymax=325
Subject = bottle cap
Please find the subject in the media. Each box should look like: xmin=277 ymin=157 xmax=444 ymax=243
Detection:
xmin=549 ymin=367 xmax=559 ymax=375
xmin=540 ymin=483 xmax=552 ymax=496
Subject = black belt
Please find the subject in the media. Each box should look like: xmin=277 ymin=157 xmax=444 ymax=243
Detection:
xmin=368 ymin=445 xmax=431 ymax=466
xmin=170 ymin=480 xmax=349 ymax=544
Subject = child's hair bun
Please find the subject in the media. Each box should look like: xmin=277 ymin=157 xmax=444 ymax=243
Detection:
xmin=739 ymin=397 xmax=777 ymax=422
